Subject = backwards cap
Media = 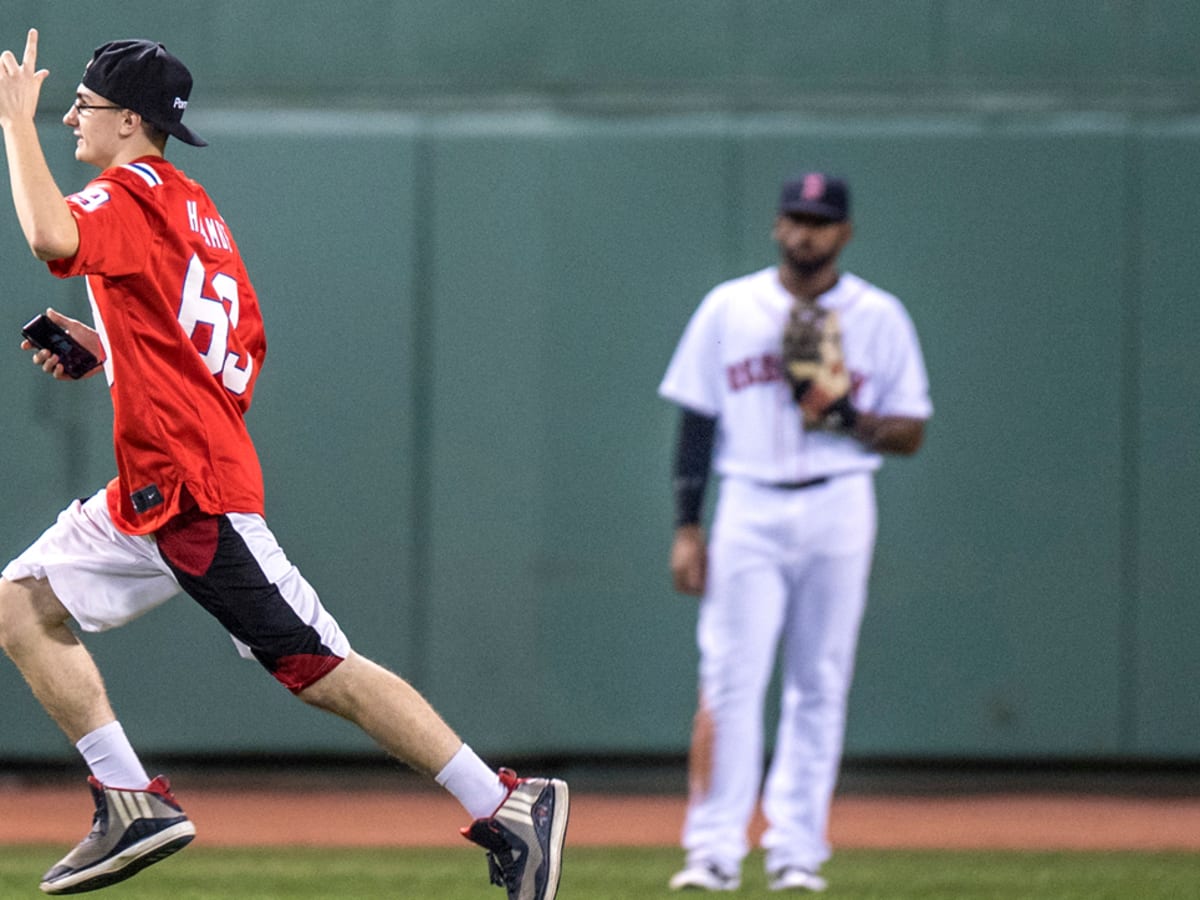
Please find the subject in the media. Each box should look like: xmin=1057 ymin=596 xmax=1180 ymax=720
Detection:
xmin=82 ymin=39 xmax=206 ymax=147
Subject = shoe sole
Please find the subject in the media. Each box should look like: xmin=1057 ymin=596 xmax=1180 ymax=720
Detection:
xmin=39 ymin=821 xmax=196 ymax=895
xmin=668 ymin=866 xmax=740 ymax=891
xmin=543 ymin=780 xmax=570 ymax=900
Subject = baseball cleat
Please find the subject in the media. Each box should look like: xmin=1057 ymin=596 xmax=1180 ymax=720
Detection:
xmin=768 ymin=866 xmax=828 ymax=892
xmin=461 ymin=768 xmax=569 ymax=900
xmin=39 ymin=776 xmax=195 ymax=895
xmin=668 ymin=861 xmax=740 ymax=891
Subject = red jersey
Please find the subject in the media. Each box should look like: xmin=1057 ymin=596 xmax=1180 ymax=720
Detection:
xmin=49 ymin=156 xmax=266 ymax=535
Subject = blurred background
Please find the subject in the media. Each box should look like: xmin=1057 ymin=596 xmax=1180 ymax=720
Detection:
xmin=1 ymin=1 xmax=1197 ymax=778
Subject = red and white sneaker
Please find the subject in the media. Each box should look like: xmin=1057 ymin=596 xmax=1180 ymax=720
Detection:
xmin=39 ymin=776 xmax=195 ymax=895
xmin=461 ymin=769 xmax=569 ymax=900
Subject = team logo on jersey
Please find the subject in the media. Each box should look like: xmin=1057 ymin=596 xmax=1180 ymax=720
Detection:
xmin=727 ymin=351 xmax=866 ymax=399
xmin=727 ymin=353 xmax=783 ymax=391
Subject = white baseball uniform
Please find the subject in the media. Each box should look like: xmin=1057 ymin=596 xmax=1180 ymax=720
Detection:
xmin=659 ymin=266 xmax=932 ymax=877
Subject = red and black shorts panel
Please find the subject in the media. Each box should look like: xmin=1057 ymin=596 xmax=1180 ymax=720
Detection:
xmin=155 ymin=507 xmax=346 ymax=693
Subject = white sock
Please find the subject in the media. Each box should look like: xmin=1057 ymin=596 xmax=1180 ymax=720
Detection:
xmin=435 ymin=744 xmax=507 ymax=819
xmin=75 ymin=721 xmax=150 ymax=789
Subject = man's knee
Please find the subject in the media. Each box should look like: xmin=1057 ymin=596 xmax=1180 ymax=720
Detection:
xmin=0 ymin=577 xmax=71 ymax=652
xmin=290 ymin=651 xmax=350 ymax=705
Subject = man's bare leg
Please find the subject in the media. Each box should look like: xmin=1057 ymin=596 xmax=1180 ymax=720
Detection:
xmin=297 ymin=650 xmax=464 ymax=776
xmin=298 ymin=650 xmax=570 ymax=898
xmin=0 ymin=576 xmax=194 ymax=894
xmin=0 ymin=576 xmax=116 ymax=743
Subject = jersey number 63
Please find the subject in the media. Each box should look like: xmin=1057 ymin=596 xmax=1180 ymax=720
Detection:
xmin=177 ymin=253 xmax=253 ymax=395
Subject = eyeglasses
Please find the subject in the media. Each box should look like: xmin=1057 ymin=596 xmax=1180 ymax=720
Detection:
xmin=72 ymin=99 xmax=123 ymax=115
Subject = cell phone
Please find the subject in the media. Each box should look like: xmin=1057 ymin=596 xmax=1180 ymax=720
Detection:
xmin=21 ymin=314 xmax=101 ymax=379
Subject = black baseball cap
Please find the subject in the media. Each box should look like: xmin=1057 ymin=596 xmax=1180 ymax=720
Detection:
xmin=81 ymin=40 xmax=207 ymax=147
xmin=778 ymin=172 xmax=850 ymax=222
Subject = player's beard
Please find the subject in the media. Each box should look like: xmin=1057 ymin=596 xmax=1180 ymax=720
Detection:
xmin=782 ymin=246 xmax=838 ymax=278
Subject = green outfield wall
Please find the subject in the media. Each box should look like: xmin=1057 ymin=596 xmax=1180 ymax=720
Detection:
xmin=1 ymin=2 xmax=1197 ymax=762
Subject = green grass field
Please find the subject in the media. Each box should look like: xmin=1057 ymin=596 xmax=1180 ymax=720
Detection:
xmin=2 ymin=845 xmax=1198 ymax=899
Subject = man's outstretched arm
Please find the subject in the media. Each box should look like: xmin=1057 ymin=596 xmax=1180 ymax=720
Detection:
xmin=0 ymin=28 xmax=79 ymax=260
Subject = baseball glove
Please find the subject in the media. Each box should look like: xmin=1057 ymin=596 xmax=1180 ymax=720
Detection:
xmin=781 ymin=301 xmax=854 ymax=429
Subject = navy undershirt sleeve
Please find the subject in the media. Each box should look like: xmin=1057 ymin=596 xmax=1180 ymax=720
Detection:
xmin=673 ymin=408 xmax=717 ymax=527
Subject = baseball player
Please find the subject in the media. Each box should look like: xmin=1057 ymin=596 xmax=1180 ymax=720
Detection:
xmin=660 ymin=172 xmax=931 ymax=892
xmin=0 ymin=30 xmax=567 ymax=898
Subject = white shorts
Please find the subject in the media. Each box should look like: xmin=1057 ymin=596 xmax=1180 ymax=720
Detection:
xmin=3 ymin=489 xmax=351 ymax=692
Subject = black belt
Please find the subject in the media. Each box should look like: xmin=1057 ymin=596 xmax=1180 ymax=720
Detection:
xmin=764 ymin=476 xmax=830 ymax=490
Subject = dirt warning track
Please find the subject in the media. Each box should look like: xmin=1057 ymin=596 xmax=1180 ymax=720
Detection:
xmin=6 ymin=784 xmax=1200 ymax=851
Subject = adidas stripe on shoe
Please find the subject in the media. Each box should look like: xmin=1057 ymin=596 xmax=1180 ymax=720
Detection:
xmin=39 ymin=776 xmax=195 ymax=895
xmin=462 ymin=769 xmax=569 ymax=900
